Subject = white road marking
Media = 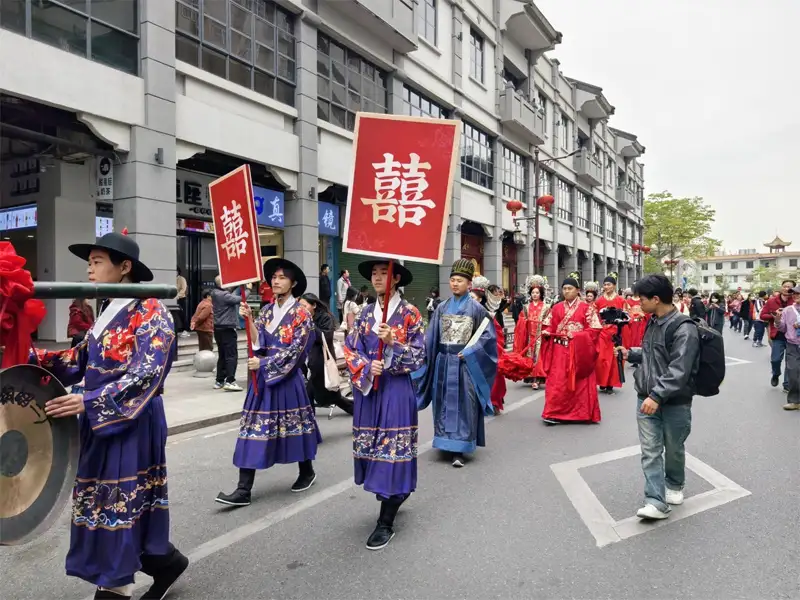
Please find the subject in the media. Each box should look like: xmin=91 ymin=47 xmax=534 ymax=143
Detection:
xmin=204 ymin=426 xmax=240 ymax=439
xmin=551 ymin=445 xmax=751 ymax=548
xmin=725 ymin=356 xmax=753 ymax=366
xmin=81 ymin=391 xmax=546 ymax=600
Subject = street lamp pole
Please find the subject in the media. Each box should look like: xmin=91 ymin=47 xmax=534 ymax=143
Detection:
xmin=533 ymin=148 xmax=540 ymax=272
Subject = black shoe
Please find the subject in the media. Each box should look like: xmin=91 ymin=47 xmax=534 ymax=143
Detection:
xmin=365 ymin=524 xmax=395 ymax=550
xmin=292 ymin=462 xmax=317 ymax=492
xmin=94 ymin=590 xmax=130 ymax=600
xmin=771 ymin=375 xmax=779 ymax=387
xmin=215 ymin=489 xmax=251 ymax=506
xmin=451 ymin=454 xmax=465 ymax=468
xmin=141 ymin=550 xmax=189 ymax=600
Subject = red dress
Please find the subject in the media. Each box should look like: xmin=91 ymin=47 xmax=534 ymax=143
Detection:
xmin=490 ymin=317 xmax=507 ymax=412
xmin=541 ymin=299 xmax=602 ymax=423
xmin=623 ymin=297 xmax=647 ymax=349
xmin=594 ymin=294 xmax=626 ymax=388
xmin=512 ymin=301 xmax=549 ymax=380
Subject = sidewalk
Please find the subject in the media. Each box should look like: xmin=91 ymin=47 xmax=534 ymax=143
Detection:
xmin=162 ymin=370 xmax=246 ymax=436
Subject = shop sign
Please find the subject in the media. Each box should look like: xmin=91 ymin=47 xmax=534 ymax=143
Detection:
xmin=96 ymin=157 xmax=114 ymax=200
xmin=318 ymin=201 xmax=339 ymax=236
xmin=176 ymin=174 xmax=212 ymax=218
xmin=207 ymin=165 xmax=263 ymax=287
xmin=0 ymin=204 xmax=37 ymax=231
xmin=96 ymin=216 xmax=114 ymax=237
xmin=253 ymin=186 xmax=284 ymax=228
xmin=342 ymin=114 xmax=460 ymax=264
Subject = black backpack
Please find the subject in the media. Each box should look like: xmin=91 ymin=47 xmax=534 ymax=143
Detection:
xmin=665 ymin=315 xmax=726 ymax=397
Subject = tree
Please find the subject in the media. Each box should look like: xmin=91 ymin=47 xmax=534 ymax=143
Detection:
xmin=714 ymin=274 xmax=731 ymax=295
xmin=749 ymin=265 xmax=800 ymax=293
xmin=644 ymin=192 xmax=722 ymax=272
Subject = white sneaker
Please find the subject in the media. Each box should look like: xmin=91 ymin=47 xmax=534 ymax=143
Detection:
xmin=224 ymin=382 xmax=244 ymax=392
xmin=636 ymin=504 xmax=670 ymax=520
xmin=666 ymin=488 xmax=684 ymax=505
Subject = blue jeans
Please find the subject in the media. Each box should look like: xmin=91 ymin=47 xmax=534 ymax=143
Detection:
xmin=636 ymin=397 xmax=693 ymax=512
xmin=770 ymin=338 xmax=789 ymax=389
xmin=752 ymin=321 xmax=766 ymax=344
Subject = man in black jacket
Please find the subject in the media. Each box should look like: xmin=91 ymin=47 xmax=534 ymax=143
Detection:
xmin=620 ymin=275 xmax=700 ymax=521
xmin=319 ymin=264 xmax=332 ymax=307
xmin=687 ymin=287 xmax=706 ymax=320
xmin=211 ymin=276 xmax=247 ymax=392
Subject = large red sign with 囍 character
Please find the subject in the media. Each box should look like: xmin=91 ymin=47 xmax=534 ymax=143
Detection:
xmin=342 ymin=113 xmax=461 ymax=264
xmin=208 ymin=165 xmax=264 ymax=287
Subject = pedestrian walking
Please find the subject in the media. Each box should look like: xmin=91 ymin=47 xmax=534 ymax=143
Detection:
xmin=777 ymin=284 xmax=800 ymax=410
xmin=416 ymin=259 xmax=497 ymax=468
xmin=343 ymin=260 xmax=425 ymax=550
xmin=35 ymin=229 xmax=188 ymax=600
xmin=595 ymin=273 xmax=625 ymax=394
xmin=176 ymin=267 xmax=190 ymax=338
xmin=620 ymin=274 xmax=700 ymax=521
xmin=190 ymin=289 xmax=214 ymax=351
xmin=760 ymin=279 xmax=795 ymax=392
xmin=471 ymin=278 xmax=509 ymax=413
xmin=215 ymin=259 xmax=321 ymax=507
xmin=319 ymin=263 xmax=333 ymax=307
xmin=706 ymin=292 xmax=725 ymax=333
xmin=211 ymin=276 xmax=244 ymax=392
xmin=337 ymin=269 xmax=351 ymax=321
xmin=687 ymin=288 xmax=706 ymax=320
xmin=752 ymin=290 xmax=768 ymax=347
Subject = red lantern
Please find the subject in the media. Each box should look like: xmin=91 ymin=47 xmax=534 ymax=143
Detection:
xmin=642 ymin=246 xmax=651 ymax=254
xmin=631 ymin=243 xmax=641 ymax=252
xmin=506 ymin=199 xmax=523 ymax=217
xmin=536 ymin=194 xmax=555 ymax=213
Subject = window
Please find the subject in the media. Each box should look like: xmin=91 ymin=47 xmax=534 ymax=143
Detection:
xmin=575 ymin=190 xmax=589 ymax=229
xmin=176 ymin=0 xmax=296 ymax=106
xmin=556 ymin=179 xmax=572 ymax=222
xmin=715 ymin=262 xmax=723 ymax=270
xmin=418 ymin=0 xmax=436 ymax=44
xmin=730 ymin=261 xmax=738 ymax=270
xmin=317 ymin=33 xmax=387 ymax=130
xmin=760 ymin=260 xmax=770 ymax=267
xmin=617 ymin=215 xmax=624 ymax=243
xmin=592 ymin=201 xmax=603 ymax=235
xmin=402 ymin=86 xmax=447 ymax=119
xmin=791 ymin=259 xmax=798 ymax=267
xmin=606 ymin=154 xmax=614 ymax=187
xmin=746 ymin=261 xmax=754 ymax=268
xmin=701 ymin=263 xmax=709 ymax=271
xmin=469 ymin=28 xmax=484 ymax=82
xmin=501 ymin=146 xmax=526 ymax=203
xmin=558 ymin=114 xmax=569 ymax=150
xmin=606 ymin=209 xmax=614 ymax=239
xmin=703 ymin=276 xmax=709 ymax=284
xmin=461 ymin=122 xmax=493 ymax=189
xmin=502 ymin=69 xmax=523 ymax=92
xmin=537 ymin=168 xmax=553 ymax=197
xmin=537 ymin=91 xmax=547 ymax=131
xmin=732 ymin=275 xmax=739 ymax=283
xmin=3 ymin=0 xmax=139 ymax=74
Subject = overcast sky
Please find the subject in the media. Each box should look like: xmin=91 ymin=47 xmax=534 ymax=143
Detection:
xmin=536 ymin=0 xmax=799 ymax=253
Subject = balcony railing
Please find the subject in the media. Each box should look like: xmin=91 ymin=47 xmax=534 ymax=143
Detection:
xmin=615 ymin=186 xmax=636 ymax=211
xmin=499 ymin=87 xmax=546 ymax=146
xmin=573 ymin=148 xmax=603 ymax=187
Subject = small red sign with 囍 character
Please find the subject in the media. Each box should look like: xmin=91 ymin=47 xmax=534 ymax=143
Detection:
xmin=342 ymin=113 xmax=461 ymax=264
xmin=207 ymin=165 xmax=264 ymax=288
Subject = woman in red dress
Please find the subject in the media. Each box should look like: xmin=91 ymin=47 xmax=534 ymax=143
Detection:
xmin=513 ymin=275 xmax=550 ymax=389
xmin=624 ymin=290 xmax=647 ymax=349
xmin=595 ymin=273 xmax=626 ymax=393
xmin=471 ymin=276 xmax=508 ymax=413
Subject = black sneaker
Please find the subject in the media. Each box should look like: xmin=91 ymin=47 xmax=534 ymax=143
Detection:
xmin=214 ymin=489 xmax=251 ymax=506
xmin=141 ymin=551 xmax=190 ymax=600
xmin=291 ymin=471 xmax=317 ymax=492
xmin=94 ymin=590 xmax=130 ymax=600
xmin=771 ymin=375 xmax=779 ymax=387
xmin=365 ymin=524 xmax=395 ymax=550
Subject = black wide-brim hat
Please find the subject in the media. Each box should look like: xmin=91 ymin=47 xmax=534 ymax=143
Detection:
xmin=358 ymin=260 xmax=413 ymax=288
xmin=69 ymin=230 xmax=153 ymax=282
xmin=263 ymin=258 xmax=307 ymax=297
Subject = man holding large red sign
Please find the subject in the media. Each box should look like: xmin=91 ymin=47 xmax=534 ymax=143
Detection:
xmin=341 ymin=113 xmax=460 ymax=547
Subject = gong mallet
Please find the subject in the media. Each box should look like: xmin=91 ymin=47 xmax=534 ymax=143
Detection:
xmin=33 ymin=282 xmax=178 ymax=300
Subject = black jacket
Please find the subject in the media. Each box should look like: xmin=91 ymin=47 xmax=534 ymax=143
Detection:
xmin=308 ymin=308 xmax=335 ymax=371
xmin=739 ymin=299 xmax=753 ymax=320
xmin=320 ymin=274 xmax=332 ymax=303
xmin=628 ymin=309 xmax=700 ymax=405
xmin=689 ymin=296 xmax=706 ymax=320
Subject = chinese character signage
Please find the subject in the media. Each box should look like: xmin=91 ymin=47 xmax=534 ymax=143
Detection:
xmin=318 ymin=201 xmax=339 ymax=236
xmin=342 ymin=114 xmax=460 ymax=264
xmin=0 ymin=204 xmax=37 ymax=232
xmin=207 ymin=165 xmax=264 ymax=287
xmin=253 ymin=186 xmax=285 ymax=228
xmin=96 ymin=157 xmax=114 ymax=200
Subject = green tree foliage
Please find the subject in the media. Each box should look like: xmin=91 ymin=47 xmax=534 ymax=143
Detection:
xmin=644 ymin=192 xmax=721 ymax=272
xmin=748 ymin=265 xmax=800 ymax=292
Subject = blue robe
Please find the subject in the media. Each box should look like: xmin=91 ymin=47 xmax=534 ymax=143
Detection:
xmin=415 ymin=294 xmax=497 ymax=453
xmin=233 ymin=298 xmax=321 ymax=469
xmin=32 ymin=299 xmax=176 ymax=589
xmin=344 ymin=295 xmax=426 ymax=498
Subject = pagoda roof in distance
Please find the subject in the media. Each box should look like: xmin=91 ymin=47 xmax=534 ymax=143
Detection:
xmin=764 ymin=235 xmax=792 ymax=248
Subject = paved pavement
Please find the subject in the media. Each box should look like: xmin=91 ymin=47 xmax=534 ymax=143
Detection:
xmin=2 ymin=328 xmax=798 ymax=599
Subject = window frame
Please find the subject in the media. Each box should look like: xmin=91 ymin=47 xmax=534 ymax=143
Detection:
xmin=592 ymin=201 xmax=603 ymax=235
xmin=316 ymin=32 xmax=387 ymax=131
xmin=460 ymin=121 xmax=494 ymax=190
xmin=401 ymin=85 xmax=448 ymax=119
xmin=7 ymin=0 xmax=141 ymax=75
xmin=575 ymin=189 xmax=589 ymax=230
xmin=501 ymin=145 xmax=527 ymax=204
xmin=556 ymin=178 xmax=572 ymax=223
xmin=175 ymin=0 xmax=297 ymax=107
xmin=469 ymin=28 xmax=484 ymax=83
xmin=417 ymin=0 xmax=436 ymax=45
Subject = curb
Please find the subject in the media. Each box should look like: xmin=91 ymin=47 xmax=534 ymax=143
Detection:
xmin=167 ymin=412 xmax=241 ymax=437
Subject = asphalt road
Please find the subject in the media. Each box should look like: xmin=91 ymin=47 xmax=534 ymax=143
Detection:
xmin=2 ymin=328 xmax=798 ymax=600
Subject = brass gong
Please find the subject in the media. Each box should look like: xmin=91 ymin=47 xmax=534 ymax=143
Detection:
xmin=0 ymin=364 xmax=79 ymax=545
